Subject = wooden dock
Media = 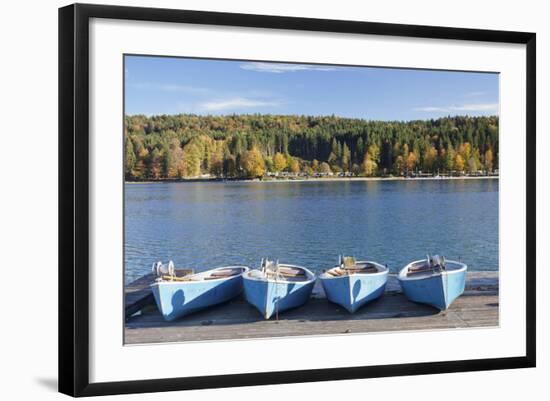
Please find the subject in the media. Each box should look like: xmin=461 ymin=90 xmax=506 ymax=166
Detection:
xmin=124 ymin=271 xmax=498 ymax=345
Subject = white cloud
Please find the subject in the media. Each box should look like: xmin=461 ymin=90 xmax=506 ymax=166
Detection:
xmin=198 ymin=97 xmax=281 ymax=112
xmin=414 ymin=106 xmax=448 ymax=112
xmin=413 ymin=103 xmax=499 ymax=113
xmin=464 ymin=91 xmax=486 ymax=97
xmin=240 ymin=62 xmax=339 ymax=73
xmin=453 ymin=103 xmax=499 ymax=111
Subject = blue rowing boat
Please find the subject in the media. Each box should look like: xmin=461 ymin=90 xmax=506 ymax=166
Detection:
xmin=150 ymin=262 xmax=249 ymax=321
xmin=397 ymin=255 xmax=467 ymax=310
xmin=320 ymin=257 xmax=388 ymax=313
xmin=243 ymin=259 xmax=316 ymax=319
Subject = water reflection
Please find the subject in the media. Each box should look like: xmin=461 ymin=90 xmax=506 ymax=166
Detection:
xmin=124 ymin=179 xmax=499 ymax=284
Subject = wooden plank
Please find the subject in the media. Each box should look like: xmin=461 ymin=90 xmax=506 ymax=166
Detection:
xmin=125 ymin=292 xmax=499 ymax=344
xmin=124 ymin=273 xmax=156 ymax=318
xmin=124 ymin=269 xmax=192 ymax=318
xmin=124 ymin=270 xmax=499 ymax=317
xmin=124 ymin=270 xmax=499 ymax=339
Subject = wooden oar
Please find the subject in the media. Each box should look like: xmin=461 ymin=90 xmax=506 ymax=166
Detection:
xmin=330 ymin=265 xmax=379 ymax=275
xmin=266 ymin=271 xmax=305 ymax=278
xmin=209 ymin=269 xmax=240 ymax=278
xmin=407 ymin=266 xmax=437 ymax=276
xmin=276 ymin=266 xmax=305 ymax=276
xmin=161 ymin=275 xmax=194 ymax=281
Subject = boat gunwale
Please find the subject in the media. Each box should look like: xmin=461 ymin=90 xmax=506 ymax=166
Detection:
xmin=150 ymin=265 xmax=250 ymax=287
xmin=397 ymin=259 xmax=467 ymax=281
xmin=319 ymin=260 xmax=389 ymax=280
xmin=243 ymin=264 xmax=316 ymax=284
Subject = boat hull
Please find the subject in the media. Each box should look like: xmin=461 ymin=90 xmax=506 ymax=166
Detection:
xmin=320 ymin=270 xmax=388 ymax=313
xmin=151 ymin=271 xmax=245 ymax=321
xmin=398 ymin=263 xmax=467 ymax=310
xmin=243 ymin=274 xmax=315 ymax=319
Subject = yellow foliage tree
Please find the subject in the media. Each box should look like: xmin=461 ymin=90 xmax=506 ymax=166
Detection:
xmin=484 ymin=149 xmax=494 ymax=171
xmin=423 ymin=146 xmax=438 ymax=172
xmin=288 ymin=157 xmax=300 ymax=174
xmin=459 ymin=142 xmax=472 ymax=162
xmin=319 ymin=162 xmax=331 ymax=174
xmin=133 ymin=146 xmax=149 ymax=178
xmin=362 ymin=152 xmax=377 ymax=176
xmin=394 ymin=155 xmax=405 ymax=175
xmin=166 ymin=139 xmax=184 ymax=178
xmin=341 ymin=143 xmax=351 ymax=171
xmin=209 ymin=149 xmax=224 ymax=177
xmin=454 ymin=153 xmax=465 ymax=171
xmin=367 ymin=144 xmax=380 ymax=162
xmin=273 ymin=152 xmax=287 ymax=172
xmin=182 ymin=143 xmax=201 ymax=177
xmin=312 ymin=159 xmax=319 ymax=172
xmin=406 ymin=151 xmax=417 ymax=171
xmin=241 ymin=147 xmax=265 ymax=178
xmin=467 ymin=149 xmax=481 ymax=173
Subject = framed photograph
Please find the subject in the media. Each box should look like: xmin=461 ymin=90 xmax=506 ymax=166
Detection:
xmin=59 ymin=3 xmax=536 ymax=397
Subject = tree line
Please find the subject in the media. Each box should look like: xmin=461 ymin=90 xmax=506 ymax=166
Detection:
xmin=124 ymin=114 xmax=498 ymax=180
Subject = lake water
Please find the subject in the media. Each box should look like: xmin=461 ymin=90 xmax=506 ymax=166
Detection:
xmin=124 ymin=179 xmax=499 ymax=284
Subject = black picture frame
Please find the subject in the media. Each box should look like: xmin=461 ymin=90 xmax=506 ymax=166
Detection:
xmin=59 ymin=3 xmax=536 ymax=397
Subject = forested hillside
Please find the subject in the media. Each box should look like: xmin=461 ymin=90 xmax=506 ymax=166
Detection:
xmin=124 ymin=114 xmax=498 ymax=180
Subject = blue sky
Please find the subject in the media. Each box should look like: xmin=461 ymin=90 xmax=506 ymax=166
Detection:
xmin=125 ymin=55 xmax=499 ymax=121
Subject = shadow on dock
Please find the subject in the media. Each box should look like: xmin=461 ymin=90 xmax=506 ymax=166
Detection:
xmin=126 ymin=292 xmax=441 ymax=330
xmin=124 ymin=271 xmax=499 ymax=344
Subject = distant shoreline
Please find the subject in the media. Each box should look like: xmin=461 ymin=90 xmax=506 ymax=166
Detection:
xmin=125 ymin=175 xmax=499 ymax=185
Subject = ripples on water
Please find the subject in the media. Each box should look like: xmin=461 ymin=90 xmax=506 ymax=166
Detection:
xmin=124 ymin=179 xmax=499 ymax=284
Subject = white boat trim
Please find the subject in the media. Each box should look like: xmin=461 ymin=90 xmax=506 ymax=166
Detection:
xmin=243 ymin=264 xmax=316 ymax=284
xmin=397 ymin=259 xmax=467 ymax=281
xmin=151 ymin=265 xmax=250 ymax=287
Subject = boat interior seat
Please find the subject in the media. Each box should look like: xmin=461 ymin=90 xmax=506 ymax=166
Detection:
xmin=328 ymin=265 xmax=379 ymax=276
xmin=209 ymin=268 xmax=241 ymax=278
